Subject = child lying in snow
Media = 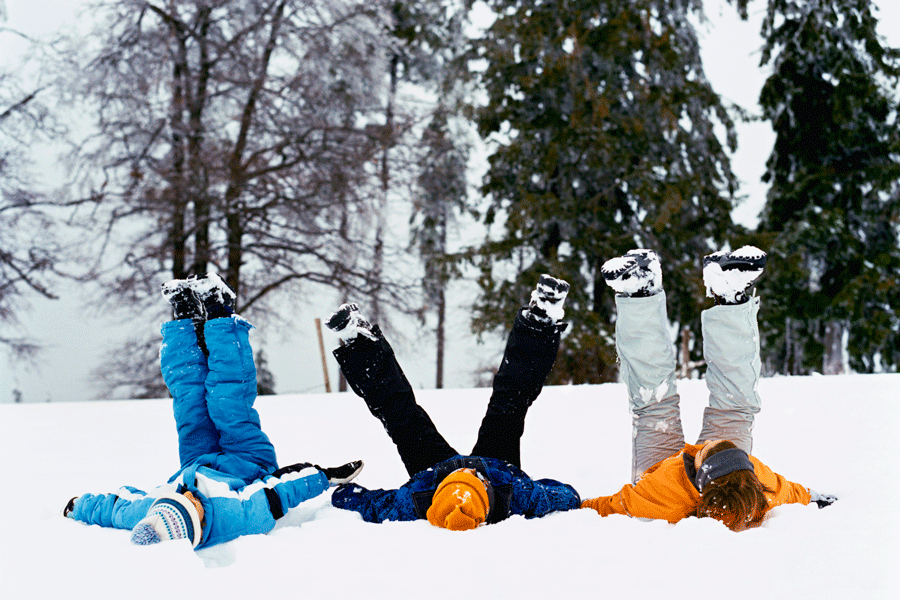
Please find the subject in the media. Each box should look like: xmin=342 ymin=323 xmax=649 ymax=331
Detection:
xmin=580 ymin=247 xmax=837 ymax=531
xmin=64 ymin=274 xmax=362 ymax=549
xmin=324 ymin=276 xmax=581 ymax=530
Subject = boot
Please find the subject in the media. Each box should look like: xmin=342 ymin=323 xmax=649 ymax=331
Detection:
xmin=161 ymin=280 xmax=206 ymax=322
xmin=326 ymin=303 xmax=377 ymax=342
xmin=703 ymin=246 xmax=766 ymax=305
xmin=187 ymin=273 xmax=235 ymax=319
xmin=525 ymin=274 xmax=570 ymax=324
xmin=601 ymin=249 xmax=663 ymax=297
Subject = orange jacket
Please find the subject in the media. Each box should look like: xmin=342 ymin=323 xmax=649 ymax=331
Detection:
xmin=581 ymin=443 xmax=811 ymax=523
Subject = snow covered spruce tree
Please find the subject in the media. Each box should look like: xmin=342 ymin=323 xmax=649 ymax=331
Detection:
xmin=464 ymin=0 xmax=744 ymax=383
xmin=58 ymin=0 xmax=411 ymax=397
xmin=755 ymin=0 xmax=900 ymax=375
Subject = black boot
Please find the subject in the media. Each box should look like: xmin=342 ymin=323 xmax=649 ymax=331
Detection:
xmin=187 ymin=273 xmax=235 ymax=319
xmin=326 ymin=303 xmax=377 ymax=342
xmin=162 ymin=280 xmax=208 ymax=354
xmin=161 ymin=281 xmax=206 ymax=321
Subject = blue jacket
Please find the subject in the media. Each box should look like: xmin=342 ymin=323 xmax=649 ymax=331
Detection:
xmin=332 ymin=455 xmax=580 ymax=524
xmin=70 ymin=316 xmax=329 ymax=548
xmin=71 ymin=464 xmax=328 ymax=549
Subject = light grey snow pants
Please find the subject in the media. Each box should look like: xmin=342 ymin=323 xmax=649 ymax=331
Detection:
xmin=615 ymin=292 xmax=761 ymax=483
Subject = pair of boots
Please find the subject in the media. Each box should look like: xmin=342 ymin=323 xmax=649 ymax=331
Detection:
xmin=326 ymin=274 xmax=571 ymax=342
xmin=161 ymin=273 xmax=236 ymax=355
xmin=161 ymin=273 xmax=236 ymax=322
xmin=601 ymin=246 xmax=767 ymax=304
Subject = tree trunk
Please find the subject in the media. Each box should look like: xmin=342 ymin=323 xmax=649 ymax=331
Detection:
xmin=435 ymin=284 xmax=445 ymax=389
xmin=822 ymin=320 xmax=845 ymax=375
xmin=169 ymin=60 xmax=187 ymax=279
xmin=189 ymin=11 xmax=212 ymax=275
xmin=371 ymin=54 xmax=398 ymax=325
xmin=222 ymin=0 xmax=286 ymax=306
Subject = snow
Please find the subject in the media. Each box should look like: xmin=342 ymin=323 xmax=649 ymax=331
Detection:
xmin=703 ymin=246 xmax=766 ymax=303
xmin=1 ymin=374 xmax=898 ymax=599
xmin=601 ymin=250 xmax=663 ymax=296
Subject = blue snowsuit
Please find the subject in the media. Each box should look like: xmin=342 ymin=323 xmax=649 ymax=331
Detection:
xmin=330 ymin=309 xmax=580 ymax=525
xmin=70 ymin=317 xmax=329 ymax=549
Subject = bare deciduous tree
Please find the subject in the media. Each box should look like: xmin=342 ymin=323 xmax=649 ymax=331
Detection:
xmin=55 ymin=0 xmax=425 ymax=396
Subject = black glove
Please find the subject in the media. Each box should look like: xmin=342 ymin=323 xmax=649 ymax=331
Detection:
xmin=63 ymin=496 xmax=78 ymax=518
xmin=272 ymin=460 xmax=364 ymax=486
xmin=271 ymin=462 xmax=314 ymax=478
xmin=318 ymin=460 xmax=364 ymax=486
xmin=809 ymin=489 xmax=838 ymax=509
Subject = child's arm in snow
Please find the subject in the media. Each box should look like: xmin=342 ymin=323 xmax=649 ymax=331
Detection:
xmin=331 ymin=482 xmax=419 ymax=523
xmin=69 ymin=486 xmax=158 ymax=530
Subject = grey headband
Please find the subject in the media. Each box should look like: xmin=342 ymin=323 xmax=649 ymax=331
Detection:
xmin=695 ymin=447 xmax=755 ymax=493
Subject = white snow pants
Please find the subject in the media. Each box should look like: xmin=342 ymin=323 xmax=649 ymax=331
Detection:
xmin=615 ymin=292 xmax=761 ymax=483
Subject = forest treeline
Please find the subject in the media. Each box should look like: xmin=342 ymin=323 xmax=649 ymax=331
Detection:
xmin=2 ymin=0 xmax=898 ymax=396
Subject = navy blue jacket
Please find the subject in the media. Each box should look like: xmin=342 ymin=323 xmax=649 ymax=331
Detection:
xmin=332 ymin=454 xmax=580 ymax=524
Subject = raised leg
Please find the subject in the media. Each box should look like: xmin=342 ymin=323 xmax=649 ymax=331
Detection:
xmin=203 ymin=317 xmax=278 ymax=474
xmin=697 ymin=297 xmax=761 ymax=454
xmin=615 ymin=292 xmax=685 ymax=483
xmin=160 ymin=319 xmax=220 ymax=468
xmin=470 ymin=310 xmax=564 ymax=467
xmin=333 ymin=326 xmax=458 ymax=477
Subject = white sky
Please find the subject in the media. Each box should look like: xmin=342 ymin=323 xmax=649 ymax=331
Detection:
xmin=2 ymin=0 xmax=899 ymax=403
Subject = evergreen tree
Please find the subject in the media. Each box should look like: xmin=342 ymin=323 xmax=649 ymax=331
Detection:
xmin=755 ymin=0 xmax=900 ymax=374
xmin=255 ymin=349 xmax=277 ymax=396
xmin=388 ymin=0 xmax=472 ymax=387
xmin=466 ymin=0 xmax=743 ymax=383
xmin=411 ymin=107 xmax=469 ymax=388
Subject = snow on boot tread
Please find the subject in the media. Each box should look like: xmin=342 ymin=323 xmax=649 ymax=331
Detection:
xmin=161 ymin=280 xmax=206 ymax=321
xmin=187 ymin=273 xmax=235 ymax=318
xmin=326 ymin=303 xmax=376 ymax=341
xmin=601 ymin=249 xmax=662 ymax=297
xmin=528 ymin=274 xmax=569 ymax=323
xmin=188 ymin=273 xmax=235 ymax=304
xmin=703 ymin=246 xmax=766 ymax=304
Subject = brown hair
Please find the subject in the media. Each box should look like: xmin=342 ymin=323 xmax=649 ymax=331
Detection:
xmin=694 ymin=441 xmax=774 ymax=532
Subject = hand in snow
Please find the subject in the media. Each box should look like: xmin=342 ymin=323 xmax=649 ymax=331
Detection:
xmin=809 ymin=490 xmax=838 ymax=509
xmin=63 ymin=496 xmax=78 ymax=518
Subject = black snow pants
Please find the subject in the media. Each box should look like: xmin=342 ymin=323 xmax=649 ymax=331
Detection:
xmin=332 ymin=309 xmax=565 ymax=476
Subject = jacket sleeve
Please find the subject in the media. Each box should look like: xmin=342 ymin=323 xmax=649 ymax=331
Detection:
xmin=70 ymin=486 xmax=158 ymax=530
xmin=197 ymin=469 xmax=329 ymax=548
xmin=581 ymin=464 xmax=698 ymax=523
xmin=751 ymin=458 xmax=812 ymax=508
xmin=507 ymin=478 xmax=581 ymax=519
xmin=331 ymin=482 xmax=419 ymax=523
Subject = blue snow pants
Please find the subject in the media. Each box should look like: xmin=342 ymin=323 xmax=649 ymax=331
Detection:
xmin=161 ymin=316 xmax=278 ymax=483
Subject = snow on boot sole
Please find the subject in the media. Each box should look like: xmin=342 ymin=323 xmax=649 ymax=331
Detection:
xmin=326 ymin=303 xmax=376 ymax=341
xmin=703 ymin=245 xmax=767 ymax=304
xmin=601 ymin=249 xmax=662 ymax=297
xmin=528 ymin=274 xmax=570 ymax=323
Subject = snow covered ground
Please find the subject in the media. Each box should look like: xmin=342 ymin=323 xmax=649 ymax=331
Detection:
xmin=2 ymin=373 xmax=898 ymax=599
